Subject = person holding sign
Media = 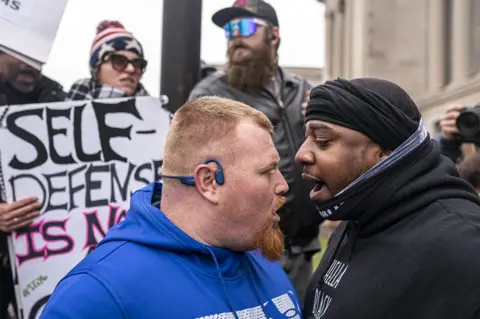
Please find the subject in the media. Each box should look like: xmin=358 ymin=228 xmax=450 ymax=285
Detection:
xmin=0 ymin=49 xmax=65 ymax=319
xmin=41 ymin=96 xmax=302 ymax=318
xmin=67 ymin=20 xmax=149 ymax=101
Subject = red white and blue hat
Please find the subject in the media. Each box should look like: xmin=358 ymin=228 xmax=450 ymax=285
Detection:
xmin=89 ymin=20 xmax=144 ymax=71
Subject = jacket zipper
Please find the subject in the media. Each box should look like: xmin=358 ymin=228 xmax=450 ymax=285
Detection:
xmin=278 ymin=99 xmax=297 ymax=157
xmin=264 ymin=88 xmax=298 ymax=165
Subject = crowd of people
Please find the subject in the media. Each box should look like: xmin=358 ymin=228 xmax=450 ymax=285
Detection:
xmin=1 ymin=0 xmax=480 ymax=318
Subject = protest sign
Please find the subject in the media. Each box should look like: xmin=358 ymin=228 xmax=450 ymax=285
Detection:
xmin=0 ymin=96 xmax=171 ymax=318
xmin=0 ymin=0 xmax=68 ymax=68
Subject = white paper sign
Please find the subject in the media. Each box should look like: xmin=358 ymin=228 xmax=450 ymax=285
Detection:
xmin=0 ymin=97 xmax=171 ymax=319
xmin=0 ymin=0 xmax=37 ymax=23
xmin=0 ymin=0 xmax=67 ymax=66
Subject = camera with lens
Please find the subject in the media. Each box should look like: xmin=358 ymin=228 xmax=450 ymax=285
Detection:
xmin=456 ymin=105 xmax=480 ymax=144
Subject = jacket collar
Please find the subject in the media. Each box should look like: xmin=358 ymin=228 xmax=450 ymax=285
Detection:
xmin=0 ymin=75 xmax=64 ymax=106
xmin=278 ymin=66 xmax=301 ymax=88
xmin=0 ymin=74 xmax=63 ymax=93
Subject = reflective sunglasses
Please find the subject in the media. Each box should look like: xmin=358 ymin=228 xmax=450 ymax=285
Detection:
xmin=224 ymin=17 xmax=268 ymax=40
xmin=103 ymin=53 xmax=148 ymax=73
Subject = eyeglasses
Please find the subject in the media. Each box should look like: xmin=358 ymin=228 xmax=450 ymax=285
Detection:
xmin=103 ymin=53 xmax=148 ymax=73
xmin=224 ymin=17 xmax=268 ymax=40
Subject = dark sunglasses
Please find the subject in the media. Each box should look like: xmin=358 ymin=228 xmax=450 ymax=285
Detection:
xmin=224 ymin=17 xmax=268 ymax=40
xmin=103 ymin=53 xmax=148 ymax=73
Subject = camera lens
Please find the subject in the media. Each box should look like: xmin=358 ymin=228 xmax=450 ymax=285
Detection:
xmin=457 ymin=112 xmax=480 ymax=137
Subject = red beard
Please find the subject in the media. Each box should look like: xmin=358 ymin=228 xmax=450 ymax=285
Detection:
xmin=253 ymin=197 xmax=285 ymax=261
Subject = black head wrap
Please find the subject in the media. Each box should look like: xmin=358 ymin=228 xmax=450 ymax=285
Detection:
xmin=305 ymin=77 xmax=421 ymax=150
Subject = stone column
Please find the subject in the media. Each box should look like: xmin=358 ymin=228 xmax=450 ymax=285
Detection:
xmin=342 ymin=0 xmax=352 ymax=78
xmin=324 ymin=10 xmax=334 ymax=80
xmin=350 ymin=0 xmax=366 ymax=78
xmin=332 ymin=7 xmax=344 ymax=78
xmin=427 ymin=0 xmax=445 ymax=92
xmin=451 ymin=0 xmax=470 ymax=85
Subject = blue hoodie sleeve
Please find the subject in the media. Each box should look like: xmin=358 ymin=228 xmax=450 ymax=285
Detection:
xmin=40 ymin=273 xmax=123 ymax=318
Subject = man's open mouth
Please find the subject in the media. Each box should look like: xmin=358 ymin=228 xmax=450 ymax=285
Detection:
xmin=302 ymin=173 xmax=326 ymax=191
xmin=312 ymin=179 xmax=326 ymax=192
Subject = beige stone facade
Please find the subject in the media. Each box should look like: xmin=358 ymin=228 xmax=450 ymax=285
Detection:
xmin=320 ymin=0 xmax=480 ymax=134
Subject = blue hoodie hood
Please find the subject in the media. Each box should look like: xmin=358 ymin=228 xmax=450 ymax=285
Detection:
xmin=100 ymin=182 xmax=245 ymax=278
xmin=41 ymin=182 xmax=302 ymax=319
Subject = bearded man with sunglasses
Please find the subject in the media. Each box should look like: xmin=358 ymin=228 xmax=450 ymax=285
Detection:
xmin=189 ymin=0 xmax=323 ymax=302
xmin=67 ymin=20 xmax=149 ymax=101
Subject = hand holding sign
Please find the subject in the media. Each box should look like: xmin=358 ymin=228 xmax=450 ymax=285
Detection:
xmin=0 ymin=196 xmax=40 ymax=232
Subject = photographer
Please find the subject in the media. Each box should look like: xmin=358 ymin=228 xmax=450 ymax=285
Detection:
xmin=439 ymin=105 xmax=480 ymax=163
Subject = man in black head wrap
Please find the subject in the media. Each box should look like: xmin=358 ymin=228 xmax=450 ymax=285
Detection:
xmin=297 ymin=77 xmax=480 ymax=319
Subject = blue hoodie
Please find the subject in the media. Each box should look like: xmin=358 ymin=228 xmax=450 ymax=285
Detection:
xmin=41 ymin=182 xmax=302 ymax=318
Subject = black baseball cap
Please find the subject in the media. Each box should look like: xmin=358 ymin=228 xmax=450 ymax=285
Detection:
xmin=212 ymin=0 xmax=279 ymax=28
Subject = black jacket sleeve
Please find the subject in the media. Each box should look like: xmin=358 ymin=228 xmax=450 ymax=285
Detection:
xmin=439 ymin=137 xmax=462 ymax=163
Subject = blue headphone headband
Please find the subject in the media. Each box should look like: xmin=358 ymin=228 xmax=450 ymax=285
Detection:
xmin=159 ymin=159 xmax=225 ymax=186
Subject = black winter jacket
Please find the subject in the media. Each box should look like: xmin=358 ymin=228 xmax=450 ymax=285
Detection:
xmin=304 ymin=140 xmax=480 ymax=319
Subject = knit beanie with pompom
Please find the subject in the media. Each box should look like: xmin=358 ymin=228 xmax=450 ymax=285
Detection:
xmin=89 ymin=20 xmax=144 ymax=71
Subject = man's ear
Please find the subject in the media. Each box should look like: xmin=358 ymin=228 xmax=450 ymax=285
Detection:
xmin=193 ymin=163 xmax=220 ymax=204
xmin=271 ymin=26 xmax=280 ymax=45
xmin=379 ymin=148 xmax=392 ymax=161
xmin=365 ymin=143 xmax=391 ymax=168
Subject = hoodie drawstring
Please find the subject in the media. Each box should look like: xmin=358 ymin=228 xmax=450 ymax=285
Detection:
xmin=205 ymin=247 xmax=272 ymax=319
xmin=245 ymin=254 xmax=272 ymax=317
xmin=205 ymin=247 xmax=240 ymax=319
xmin=347 ymin=221 xmax=361 ymax=262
